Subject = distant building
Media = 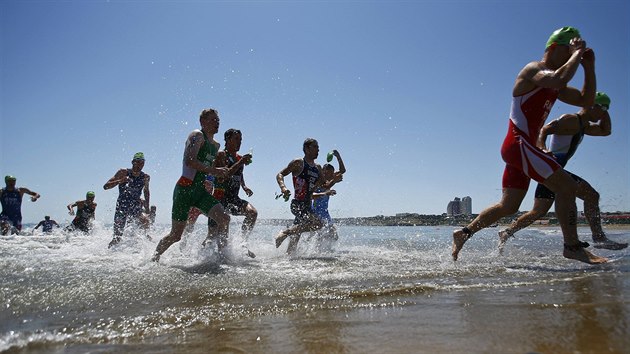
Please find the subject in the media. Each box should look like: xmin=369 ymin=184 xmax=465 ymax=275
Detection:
xmin=461 ymin=196 xmax=472 ymax=216
xmin=447 ymin=197 xmax=461 ymax=216
xmin=447 ymin=196 xmax=472 ymax=216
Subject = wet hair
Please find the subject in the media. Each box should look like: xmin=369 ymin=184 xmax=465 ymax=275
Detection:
xmin=224 ymin=128 xmax=242 ymax=142
xmin=303 ymin=138 xmax=318 ymax=153
xmin=322 ymin=164 xmax=334 ymax=171
xmin=199 ymin=108 xmax=219 ymax=121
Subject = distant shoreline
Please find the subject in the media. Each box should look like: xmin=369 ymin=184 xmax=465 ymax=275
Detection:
xmin=258 ymin=212 xmax=630 ymax=228
xmin=21 ymin=212 xmax=630 ymax=230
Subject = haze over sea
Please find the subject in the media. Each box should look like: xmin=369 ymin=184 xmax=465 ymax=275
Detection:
xmin=2 ymin=223 xmax=629 ymax=353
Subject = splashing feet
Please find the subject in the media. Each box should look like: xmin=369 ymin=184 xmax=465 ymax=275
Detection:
xmin=563 ymin=242 xmax=607 ymax=264
xmin=592 ymin=238 xmax=628 ymax=250
xmin=275 ymin=231 xmax=289 ymax=248
xmin=497 ymin=229 xmax=514 ymax=254
xmin=452 ymin=228 xmax=472 ymax=261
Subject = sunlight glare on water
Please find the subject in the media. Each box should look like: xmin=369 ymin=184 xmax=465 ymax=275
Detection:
xmin=1 ymin=224 xmax=629 ymax=352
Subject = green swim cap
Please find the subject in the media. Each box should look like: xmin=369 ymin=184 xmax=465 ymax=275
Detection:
xmin=546 ymin=26 xmax=581 ymax=49
xmin=595 ymin=92 xmax=611 ymax=109
xmin=133 ymin=152 xmax=145 ymax=160
xmin=5 ymin=175 xmax=16 ymax=182
xmin=86 ymin=191 xmax=96 ymax=198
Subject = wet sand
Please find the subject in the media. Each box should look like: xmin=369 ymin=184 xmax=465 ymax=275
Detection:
xmin=130 ymin=272 xmax=628 ymax=354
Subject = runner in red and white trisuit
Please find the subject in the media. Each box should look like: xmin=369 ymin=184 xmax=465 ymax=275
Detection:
xmin=501 ymin=87 xmax=562 ymax=189
xmin=452 ymin=26 xmax=607 ymax=265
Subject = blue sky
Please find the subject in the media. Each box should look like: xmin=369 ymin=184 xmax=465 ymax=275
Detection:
xmin=1 ymin=1 xmax=629 ymax=225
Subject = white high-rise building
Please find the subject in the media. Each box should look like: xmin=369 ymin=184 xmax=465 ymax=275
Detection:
xmin=447 ymin=196 xmax=472 ymax=216
xmin=461 ymin=196 xmax=472 ymax=216
xmin=447 ymin=197 xmax=461 ymax=216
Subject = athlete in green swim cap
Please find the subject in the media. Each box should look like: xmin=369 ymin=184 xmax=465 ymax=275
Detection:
xmin=66 ymin=192 xmax=97 ymax=234
xmin=546 ymin=26 xmax=581 ymax=49
xmin=452 ymin=26 xmax=607 ymax=265
xmin=499 ymin=90 xmax=627 ymax=251
xmin=103 ymin=152 xmax=151 ymax=248
xmin=1 ymin=175 xmax=40 ymax=235
xmin=151 ymin=108 xmax=231 ymax=262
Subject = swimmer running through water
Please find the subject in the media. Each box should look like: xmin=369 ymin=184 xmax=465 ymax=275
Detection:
xmin=498 ymin=92 xmax=627 ymax=252
xmin=275 ymin=138 xmax=341 ymax=254
xmin=452 ymin=26 xmax=607 ymax=264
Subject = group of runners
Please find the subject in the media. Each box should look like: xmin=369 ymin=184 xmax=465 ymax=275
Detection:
xmin=0 ymin=183 xmax=100 ymax=236
xmin=2 ymin=26 xmax=627 ymax=265
xmin=1 ymin=113 xmax=345 ymax=260
xmin=0 ymin=153 xmax=156 ymax=240
xmin=151 ymin=109 xmax=346 ymax=261
xmin=452 ymin=26 xmax=627 ymax=265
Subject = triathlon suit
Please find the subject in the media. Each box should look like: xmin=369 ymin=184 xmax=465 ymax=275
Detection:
xmin=534 ymin=114 xmax=586 ymax=199
xmin=71 ymin=202 xmax=95 ymax=233
xmin=0 ymin=188 xmax=23 ymax=231
xmin=312 ymin=188 xmax=333 ymax=225
xmin=113 ymin=169 xmax=146 ymax=236
xmin=42 ymin=220 xmax=54 ymax=233
xmin=209 ymin=151 xmax=249 ymax=227
xmin=290 ymin=159 xmax=320 ymax=225
xmin=500 ymin=87 xmax=562 ymax=190
xmin=38 ymin=219 xmax=56 ymax=233
xmin=171 ymin=130 xmax=220 ymax=221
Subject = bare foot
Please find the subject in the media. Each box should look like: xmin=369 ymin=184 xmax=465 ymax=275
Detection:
xmin=497 ymin=229 xmax=513 ymax=255
xmin=275 ymin=231 xmax=288 ymax=248
xmin=452 ymin=229 xmax=471 ymax=261
xmin=563 ymin=244 xmax=608 ymax=264
xmin=108 ymin=237 xmax=121 ymax=249
xmin=240 ymin=243 xmax=256 ymax=258
xmin=202 ymin=234 xmax=220 ymax=248
xmin=593 ymin=238 xmax=628 ymax=250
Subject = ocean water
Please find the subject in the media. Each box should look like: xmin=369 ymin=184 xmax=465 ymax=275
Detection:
xmin=1 ymin=223 xmax=629 ymax=353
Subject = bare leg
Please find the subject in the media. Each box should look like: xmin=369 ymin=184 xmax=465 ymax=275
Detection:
xmin=286 ymin=234 xmax=301 ymax=255
xmin=276 ymin=223 xmax=310 ymax=248
xmin=574 ymin=180 xmax=604 ymax=240
xmin=543 ymin=170 xmax=607 ymax=264
xmin=203 ymin=223 xmax=219 ymax=248
xmin=184 ymin=208 xmax=201 ymax=235
xmin=276 ymin=216 xmax=323 ymax=252
xmin=109 ymin=209 xmax=127 ymax=248
xmin=576 ymin=180 xmax=628 ymax=250
xmin=138 ymin=214 xmax=152 ymax=240
xmin=240 ymin=204 xmax=258 ymax=258
xmin=330 ymin=224 xmax=339 ymax=241
xmin=452 ymin=188 xmax=526 ymax=261
xmin=242 ymin=204 xmax=258 ymax=238
xmin=152 ymin=220 xmax=187 ymax=262
xmin=207 ymin=204 xmax=230 ymax=255
xmin=499 ymin=198 xmax=553 ymax=252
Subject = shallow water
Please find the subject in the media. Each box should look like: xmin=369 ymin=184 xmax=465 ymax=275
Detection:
xmin=1 ymin=223 xmax=629 ymax=353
